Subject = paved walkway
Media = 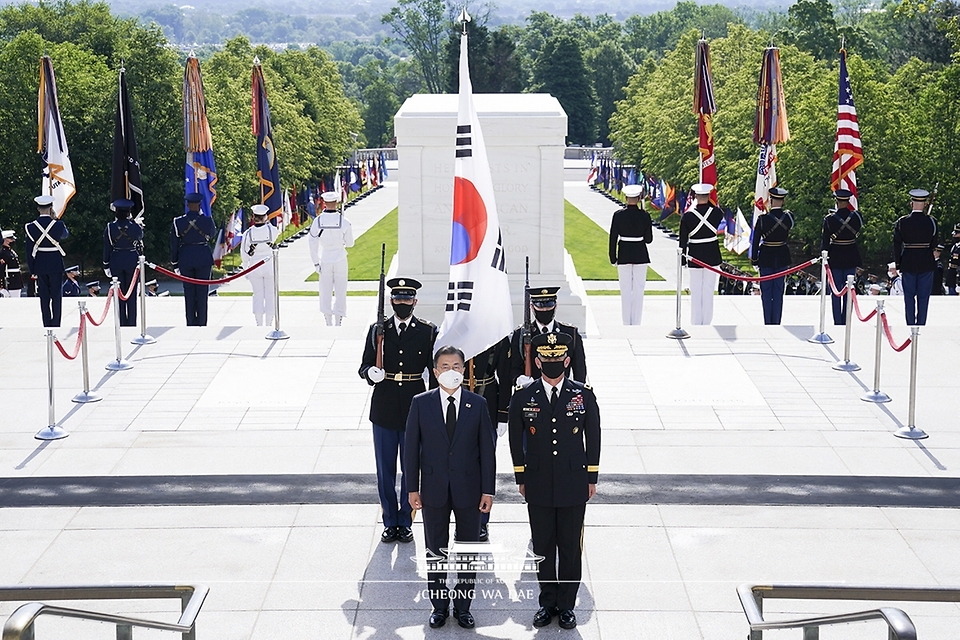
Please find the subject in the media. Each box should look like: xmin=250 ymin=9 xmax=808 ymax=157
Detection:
xmin=2 ymin=286 xmax=959 ymax=639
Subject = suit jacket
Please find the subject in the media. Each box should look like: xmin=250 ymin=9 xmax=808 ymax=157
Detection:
xmin=405 ymin=388 xmax=497 ymax=509
xmin=509 ymin=378 xmax=600 ymax=508
xmin=359 ymin=315 xmax=438 ymax=430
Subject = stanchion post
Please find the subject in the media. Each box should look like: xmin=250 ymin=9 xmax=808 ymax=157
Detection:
xmin=73 ymin=301 xmax=102 ymax=403
xmin=265 ymin=248 xmax=289 ymax=341
xmin=808 ymin=251 xmax=834 ymax=344
xmin=131 ymin=255 xmax=156 ymax=345
xmin=861 ymin=300 xmax=891 ymax=403
xmin=666 ymin=246 xmax=690 ymax=340
xmin=832 ymin=274 xmax=860 ymax=372
xmin=105 ymin=276 xmax=134 ymax=371
xmin=895 ymin=326 xmax=928 ymax=439
xmin=36 ymin=329 xmax=68 ymax=440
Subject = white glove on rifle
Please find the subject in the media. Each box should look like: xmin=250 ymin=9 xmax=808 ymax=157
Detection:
xmin=366 ymin=366 xmax=385 ymax=384
xmin=496 ymin=422 xmax=508 ymax=438
xmin=104 ymin=268 xmax=112 ymax=278
xmin=516 ymin=375 xmax=535 ymax=388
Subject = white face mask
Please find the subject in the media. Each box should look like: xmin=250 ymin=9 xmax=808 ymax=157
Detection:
xmin=437 ymin=369 xmax=464 ymax=390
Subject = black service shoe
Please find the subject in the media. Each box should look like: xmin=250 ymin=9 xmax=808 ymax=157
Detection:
xmin=428 ymin=608 xmax=449 ymax=628
xmin=396 ymin=526 xmax=414 ymax=543
xmin=380 ymin=526 xmax=398 ymax=543
xmin=453 ymin=608 xmax=475 ymax=629
xmin=558 ymin=609 xmax=577 ymax=629
xmin=478 ymin=524 xmax=489 ymax=542
xmin=532 ymin=606 xmax=555 ymax=627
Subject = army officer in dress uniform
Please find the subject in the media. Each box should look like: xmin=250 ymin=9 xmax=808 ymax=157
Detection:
xmin=170 ymin=192 xmax=216 ymax=326
xmin=509 ymin=331 xmax=600 ymax=630
xmin=821 ymin=189 xmax=864 ymax=324
xmin=893 ymin=188 xmax=939 ymax=325
xmin=609 ymin=184 xmax=653 ymax=325
xmin=358 ymin=277 xmax=438 ymax=545
xmin=750 ymin=186 xmax=794 ymax=325
xmin=24 ymin=195 xmax=69 ymax=327
xmin=679 ymin=183 xmax=723 ymax=325
xmin=509 ymin=286 xmax=587 ymax=389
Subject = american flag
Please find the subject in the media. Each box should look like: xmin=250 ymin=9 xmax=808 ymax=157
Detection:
xmin=831 ymin=49 xmax=863 ymax=209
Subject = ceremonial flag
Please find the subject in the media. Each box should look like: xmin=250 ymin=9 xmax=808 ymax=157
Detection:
xmin=725 ymin=207 xmax=752 ymax=255
xmin=224 ymin=209 xmax=243 ymax=250
xmin=183 ymin=55 xmax=217 ymax=216
xmin=379 ymin=151 xmax=389 ymax=180
xmin=752 ymin=143 xmax=777 ymax=258
xmin=831 ymin=48 xmax=862 ymax=209
xmin=37 ymin=56 xmax=76 ymax=218
xmin=252 ymin=58 xmax=283 ymax=222
xmin=752 ymin=45 xmax=789 ymax=254
xmin=111 ymin=65 xmax=144 ymax=224
xmin=212 ymin=225 xmax=227 ymax=267
xmin=693 ymin=38 xmax=718 ymax=204
xmin=349 ymin=165 xmax=361 ymax=191
xmin=281 ymin=186 xmax=292 ymax=228
xmin=436 ymin=14 xmax=513 ymax=361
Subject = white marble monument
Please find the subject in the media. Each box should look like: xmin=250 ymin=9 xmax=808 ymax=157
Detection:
xmin=393 ymin=93 xmax=587 ymax=329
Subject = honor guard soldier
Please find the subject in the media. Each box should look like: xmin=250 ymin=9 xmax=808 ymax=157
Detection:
xmin=946 ymin=224 xmax=960 ymax=295
xmin=86 ymin=281 xmax=101 ymax=297
xmin=171 ymin=192 xmax=216 ymax=326
xmin=61 ymin=265 xmax=81 ymax=298
xmin=609 ymin=184 xmax=653 ymax=324
xmin=359 ymin=277 xmax=438 ymax=544
xmin=680 ymin=183 xmax=723 ymax=325
xmin=821 ymin=189 xmax=863 ymax=324
xmin=24 ymin=195 xmax=69 ymax=327
xmin=893 ymin=188 xmax=939 ymax=325
xmin=103 ymin=198 xmax=144 ymax=326
xmin=887 ymin=263 xmax=903 ymax=296
xmin=1 ymin=230 xmax=24 ymax=298
xmin=932 ymin=245 xmax=945 ymax=295
xmin=751 ymin=187 xmax=794 ymax=325
xmin=240 ymin=204 xmax=278 ymax=326
xmin=145 ymin=279 xmax=159 ymax=296
xmin=509 ymin=286 xmax=587 ymax=388
xmin=509 ymin=331 xmax=600 ymax=630
xmin=308 ymin=191 xmax=355 ymax=326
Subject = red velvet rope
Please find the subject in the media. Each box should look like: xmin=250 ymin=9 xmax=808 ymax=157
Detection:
xmin=53 ymin=314 xmax=85 ymax=360
xmin=880 ymin=312 xmax=912 ymax=352
xmin=850 ymin=291 xmax=878 ymax=322
xmin=687 ymin=256 xmax=819 ymax=282
xmin=149 ymin=259 xmax=268 ymax=285
xmin=84 ymin=289 xmax=114 ymax=327
xmin=824 ymin=265 xmax=847 ymax=297
xmin=117 ymin=266 xmax=140 ymax=301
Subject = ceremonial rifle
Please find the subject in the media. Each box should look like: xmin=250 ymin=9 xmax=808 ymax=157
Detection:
xmin=375 ymin=243 xmax=385 ymax=369
xmin=927 ymin=182 xmax=940 ymax=216
xmin=522 ymin=256 xmax=532 ymax=377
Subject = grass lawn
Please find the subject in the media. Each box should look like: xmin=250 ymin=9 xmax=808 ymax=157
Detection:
xmin=305 ymin=207 xmax=398 ymax=282
xmin=564 ymin=200 xmax=664 ymax=281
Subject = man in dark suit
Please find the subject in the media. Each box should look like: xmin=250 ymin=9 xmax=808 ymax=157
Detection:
xmin=509 ymin=332 xmax=601 ymax=630
xmin=170 ymin=192 xmax=216 ymax=326
xmin=893 ymin=188 xmax=939 ymax=325
xmin=609 ymin=184 xmax=653 ymax=324
xmin=24 ymin=195 xmax=69 ymax=327
xmin=359 ymin=277 xmax=437 ymax=544
xmin=821 ymin=189 xmax=863 ymax=324
xmin=751 ymin=186 xmax=794 ymax=325
xmin=406 ymin=345 xmax=496 ymax=629
xmin=508 ymin=286 xmax=587 ymax=388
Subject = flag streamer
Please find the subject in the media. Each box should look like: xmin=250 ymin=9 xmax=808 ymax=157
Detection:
xmin=183 ymin=55 xmax=218 ymax=216
xmin=693 ymin=39 xmax=718 ymax=204
xmin=37 ymin=56 xmax=76 ymax=218
xmin=753 ymin=47 xmax=790 ymax=145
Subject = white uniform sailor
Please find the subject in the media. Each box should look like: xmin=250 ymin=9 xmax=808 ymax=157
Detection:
xmin=241 ymin=204 xmax=279 ymax=326
xmin=308 ymin=191 xmax=354 ymax=326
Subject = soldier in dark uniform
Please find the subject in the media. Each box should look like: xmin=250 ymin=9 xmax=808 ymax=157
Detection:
xmin=679 ymin=183 xmax=724 ymax=325
xmin=932 ymin=245 xmax=945 ymax=295
xmin=946 ymin=224 xmax=960 ymax=296
xmin=359 ymin=277 xmax=438 ymax=544
xmin=463 ymin=337 xmax=511 ymax=542
xmin=103 ymin=198 xmax=144 ymax=326
xmin=508 ymin=286 xmax=587 ymax=388
xmin=751 ymin=187 xmax=794 ymax=325
xmin=24 ymin=195 xmax=69 ymax=327
xmin=86 ymin=281 xmax=101 ymax=297
xmin=1 ymin=229 xmax=24 ymax=298
xmin=821 ymin=189 xmax=863 ymax=324
xmin=61 ymin=265 xmax=81 ymax=298
xmin=893 ymin=188 xmax=939 ymax=326
xmin=170 ymin=192 xmax=216 ymax=326
xmin=509 ymin=331 xmax=600 ymax=630
xmin=609 ymin=184 xmax=653 ymax=324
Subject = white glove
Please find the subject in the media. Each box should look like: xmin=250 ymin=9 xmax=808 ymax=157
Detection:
xmin=174 ymin=268 xmax=181 ymax=276
xmin=315 ymin=263 xmax=322 ymax=274
xmin=516 ymin=375 xmax=535 ymax=388
xmin=104 ymin=268 xmax=112 ymax=278
xmin=366 ymin=366 xmax=385 ymax=383
xmin=497 ymin=422 xmax=508 ymax=438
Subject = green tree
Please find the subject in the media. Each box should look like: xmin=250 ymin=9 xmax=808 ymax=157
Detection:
xmin=587 ymin=41 xmax=635 ymax=144
xmin=532 ymin=34 xmax=597 ymax=145
xmin=363 ymin=74 xmax=400 ymax=146
xmin=382 ymin=0 xmax=449 ymax=93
